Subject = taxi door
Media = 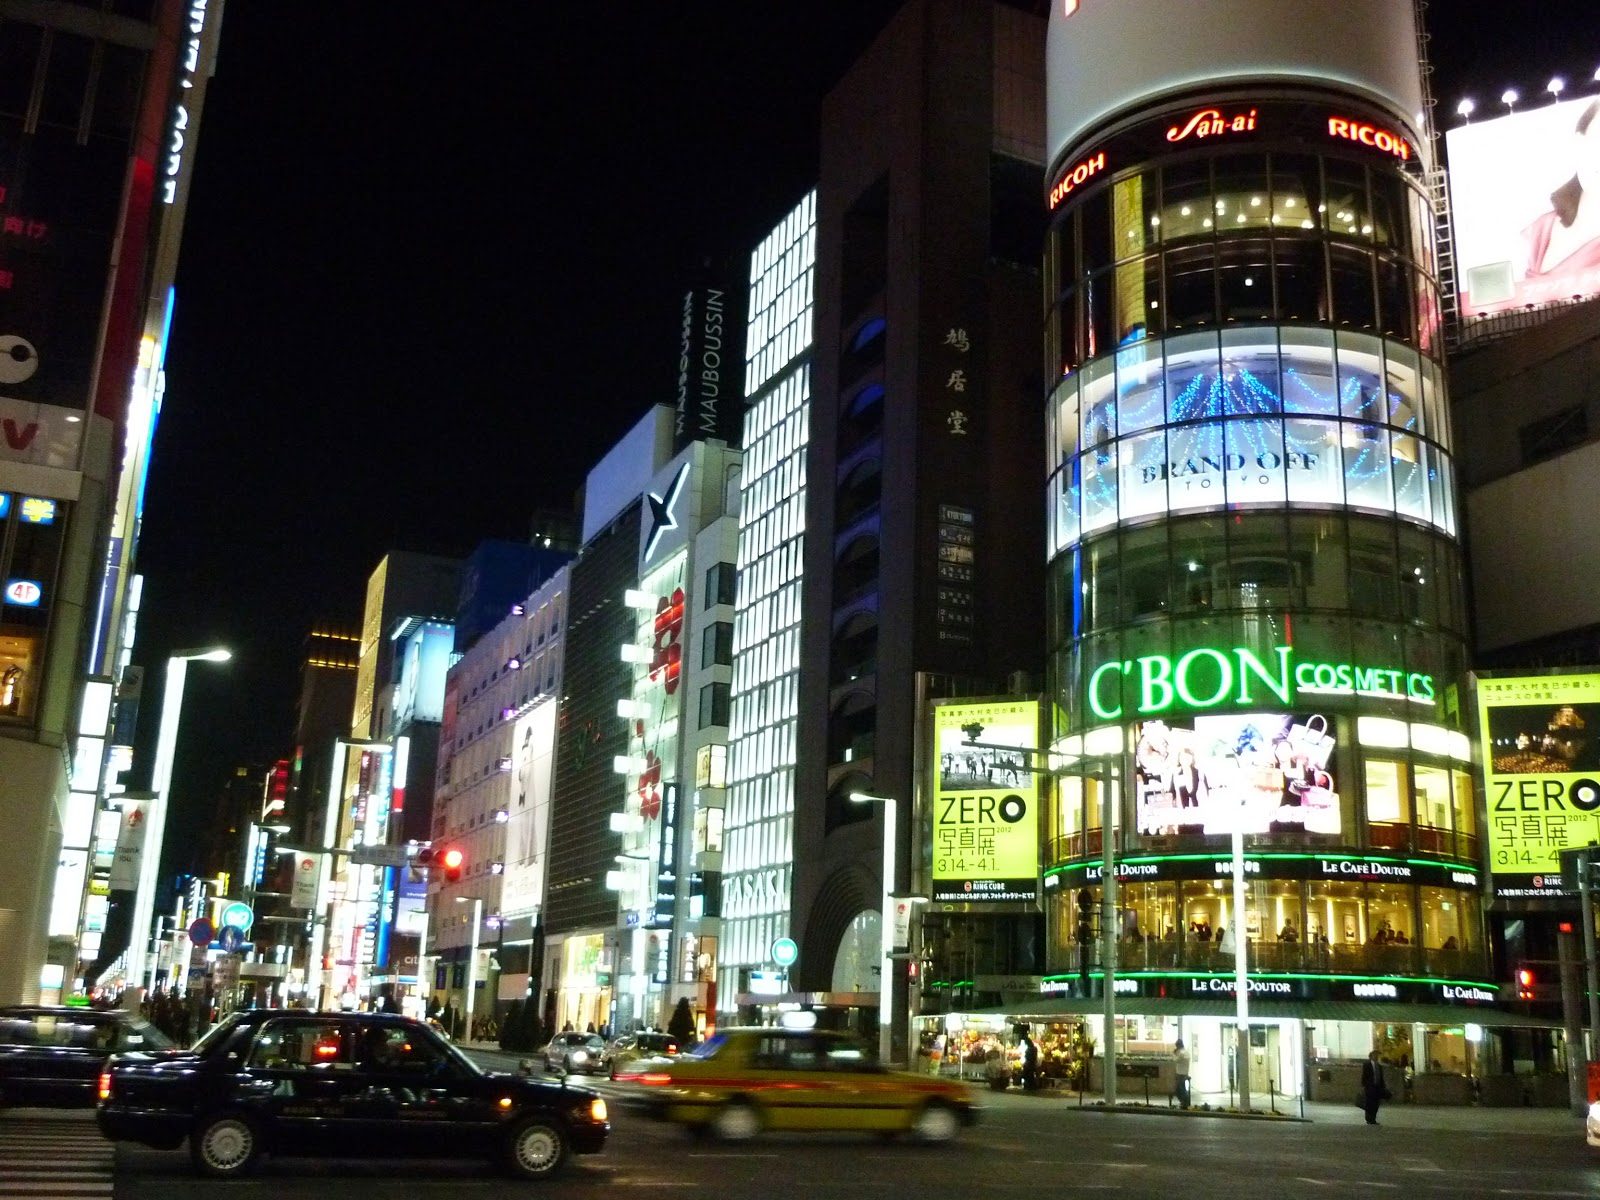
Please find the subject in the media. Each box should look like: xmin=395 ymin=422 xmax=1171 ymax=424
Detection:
xmin=236 ymin=1017 xmax=365 ymax=1155
xmin=747 ymin=1033 xmax=850 ymax=1131
xmin=346 ymin=1023 xmax=500 ymax=1156
xmin=817 ymin=1039 xmax=905 ymax=1132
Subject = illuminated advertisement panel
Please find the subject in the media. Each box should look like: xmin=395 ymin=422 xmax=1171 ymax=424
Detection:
xmin=1447 ymin=97 xmax=1600 ymax=318
xmin=931 ymin=699 xmax=1041 ymax=904
xmin=1051 ymin=329 xmax=1453 ymax=549
xmin=1478 ymin=672 xmax=1600 ymax=894
xmin=1135 ymin=712 xmax=1340 ymax=836
xmin=502 ymin=701 xmax=556 ymax=919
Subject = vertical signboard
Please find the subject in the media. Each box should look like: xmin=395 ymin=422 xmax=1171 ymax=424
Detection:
xmin=502 ymin=701 xmax=557 ymax=918
xmin=1479 ymin=672 xmax=1600 ymax=897
xmin=930 ymin=699 xmax=1041 ymax=903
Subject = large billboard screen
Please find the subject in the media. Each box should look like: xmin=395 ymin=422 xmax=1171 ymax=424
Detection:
xmin=1135 ymin=712 xmax=1341 ymax=836
xmin=931 ymin=699 xmax=1041 ymax=904
xmin=1479 ymin=672 xmax=1600 ymax=896
xmin=1447 ymin=97 xmax=1600 ymax=318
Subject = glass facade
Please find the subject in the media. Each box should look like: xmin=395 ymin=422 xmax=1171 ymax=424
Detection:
xmin=1043 ymin=94 xmax=1484 ymax=995
xmin=720 ymin=193 xmax=816 ymax=1009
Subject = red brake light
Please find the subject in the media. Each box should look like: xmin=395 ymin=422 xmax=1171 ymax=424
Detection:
xmin=639 ymin=1072 xmax=672 ymax=1086
xmin=97 ymin=1070 xmax=112 ymax=1101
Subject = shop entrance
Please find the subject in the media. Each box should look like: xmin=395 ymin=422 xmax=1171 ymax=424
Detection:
xmin=1222 ymin=1022 xmax=1282 ymax=1097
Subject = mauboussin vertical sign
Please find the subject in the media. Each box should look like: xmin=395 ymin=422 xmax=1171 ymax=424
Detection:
xmin=930 ymin=699 xmax=1041 ymax=904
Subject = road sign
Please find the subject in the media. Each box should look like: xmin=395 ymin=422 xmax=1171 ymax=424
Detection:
xmin=349 ymin=843 xmax=410 ymax=868
xmin=771 ymin=937 xmax=799 ymax=968
xmin=218 ymin=901 xmax=254 ymax=932
xmin=188 ymin=918 xmax=214 ymax=947
xmin=217 ymin=924 xmax=243 ymax=953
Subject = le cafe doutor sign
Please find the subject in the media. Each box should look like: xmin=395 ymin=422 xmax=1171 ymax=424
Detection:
xmin=1049 ymin=103 xmax=1414 ymax=209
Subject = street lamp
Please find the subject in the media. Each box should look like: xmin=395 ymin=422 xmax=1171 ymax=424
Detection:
xmin=456 ymin=895 xmax=484 ymax=1041
xmin=126 ymin=646 xmax=231 ymax=1004
xmin=850 ymin=791 xmax=898 ymax=1067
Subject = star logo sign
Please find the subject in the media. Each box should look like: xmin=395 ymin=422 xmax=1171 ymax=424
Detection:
xmin=645 ymin=463 xmax=689 ymax=560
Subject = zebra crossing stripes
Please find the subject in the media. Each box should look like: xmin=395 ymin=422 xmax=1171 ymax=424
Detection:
xmin=0 ymin=1110 xmax=114 ymax=1197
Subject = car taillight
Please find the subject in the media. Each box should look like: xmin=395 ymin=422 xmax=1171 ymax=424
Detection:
xmin=639 ymin=1072 xmax=672 ymax=1086
xmin=97 ymin=1071 xmax=112 ymax=1102
xmin=589 ymin=1098 xmax=608 ymax=1122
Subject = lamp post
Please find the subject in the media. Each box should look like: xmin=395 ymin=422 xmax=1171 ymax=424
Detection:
xmin=850 ymin=791 xmax=898 ymax=1067
xmin=126 ymin=646 xmax=231 ymax=1006
xmin=456 ymin=896 xmax=483 ymax=1041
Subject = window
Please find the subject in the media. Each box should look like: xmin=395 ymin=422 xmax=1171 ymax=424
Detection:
xmin=247 ymin=1019 xmax=355 ymax=1070
xmin=357 ymin=1025 xmax=448 ymax=1074
xmin=701 ymin=621 xmax=733 ymax=669
xmin=699 ymin=682 xmax=729 ymax=729
xmin=704 ymin=564 xmax=736 ymax=609
xmin=695 ymin=743 xmax=727 ymax=790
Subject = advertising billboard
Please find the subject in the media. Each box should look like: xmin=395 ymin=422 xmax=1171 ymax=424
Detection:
xmin=501 ymin=701 xmax=557 ymax=919
xmin=1135 ymin=712 xmax=1340 ymax=836
xmin=1447 ymin=97 xmax=1600 ymax=318
xmin=931 ymin=699 xmax=1041 ymax=904
xmin=1479 ymin=672 xmax=1600 ymax=895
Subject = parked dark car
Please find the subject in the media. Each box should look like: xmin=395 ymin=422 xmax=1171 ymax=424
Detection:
xmin=0 ymin=1005 xmax=171 ymax=1108
xmin=97 ymin=1009 xmax=609 ymax=1179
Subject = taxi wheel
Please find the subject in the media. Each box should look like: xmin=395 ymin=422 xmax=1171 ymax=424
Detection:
xmin=503 ymin=1118 xmax=568 ymax=1179
xmin=711 ymin=1099 xmax=762 ymax=1141
xmin=190 ymin=1112 xmax=263 ymax=1177
xmin=911 ymin=1102 xmax=960 ymax=1144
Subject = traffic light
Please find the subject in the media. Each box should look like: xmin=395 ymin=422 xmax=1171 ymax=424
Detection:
xmin=440 ymin=846 xmax=465 ymax=883
xmin=410 ymin=846 xmax=434 ymax=884
xmin=1076 ymin=887 xmax=1095 ymax=984
xmin=1516 ymin=964 xmax=1536 ymax=1001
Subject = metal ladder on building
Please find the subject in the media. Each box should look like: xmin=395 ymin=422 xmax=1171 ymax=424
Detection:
xmin=1412 ymin=0 xmax=1462 ymax=349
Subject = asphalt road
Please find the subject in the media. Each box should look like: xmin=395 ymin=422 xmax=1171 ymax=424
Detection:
xmin=89 ymin=1080 xmax=1598 ymax=1200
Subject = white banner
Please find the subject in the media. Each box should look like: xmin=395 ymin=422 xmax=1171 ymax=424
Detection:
xmin=107 ymin=802 xmax=145 ymax=891
xmin=290 ymin=852 xmax=322 ymax=910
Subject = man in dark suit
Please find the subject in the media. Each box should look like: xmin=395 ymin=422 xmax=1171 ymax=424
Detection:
xmin=1359 ymin=1050 xmax=1389 ymax=1125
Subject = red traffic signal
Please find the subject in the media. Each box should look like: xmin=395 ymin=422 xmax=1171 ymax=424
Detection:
xmin=1516 ymin=965 xmax=1536 ymax=1000
xmin=440 ymin=847 xmax=465 ymax=883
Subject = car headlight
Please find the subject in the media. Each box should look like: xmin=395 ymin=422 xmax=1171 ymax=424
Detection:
xmin=572 ymin=1050 xmax=588 ymax=1063
xmin=1589 ymin=1099 xmax=1600 ymax=1120
xmin=590 ymin=1097 xmax=608 ymax=1122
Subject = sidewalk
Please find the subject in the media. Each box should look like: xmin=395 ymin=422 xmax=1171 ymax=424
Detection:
xmin=985 ymin=1084 xmax=1584 ymax=1131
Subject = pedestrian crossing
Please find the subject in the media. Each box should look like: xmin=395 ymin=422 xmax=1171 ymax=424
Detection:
xmin=0 ymin=1110 xmax=114 ymax=1198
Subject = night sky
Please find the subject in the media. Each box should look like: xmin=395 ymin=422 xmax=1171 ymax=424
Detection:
xmin=130 ymin=1 xmax=1600 ymax=874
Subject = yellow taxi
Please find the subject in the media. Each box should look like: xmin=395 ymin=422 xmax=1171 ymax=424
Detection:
xmin=627 ymin=1026 xmax=977 ymax=1142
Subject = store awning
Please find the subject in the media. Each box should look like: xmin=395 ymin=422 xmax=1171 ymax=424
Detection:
xmin=970 ymin=996 xmax=1561 ymax=1030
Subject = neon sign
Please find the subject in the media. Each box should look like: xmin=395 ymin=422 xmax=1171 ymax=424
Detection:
xmin=1326 ymin=117 xmax=1410 ymax=161
xmin=1086 ymin=644 xmax=1435 ymax=720
xmin=1166 ymin=107 xmax=1258 ymax=144
xmin=1049 ymin=150 xmax=1107 ymax=210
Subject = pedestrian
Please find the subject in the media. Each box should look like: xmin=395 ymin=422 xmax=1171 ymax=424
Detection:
xmin=1020 ymin=1030 xmax=1040 ymax=1091
xmin=1359 ymin=1050 xmax=1390 ymax=1125
xmin=1173 ymin=1038 xmax=1191 ymax=1109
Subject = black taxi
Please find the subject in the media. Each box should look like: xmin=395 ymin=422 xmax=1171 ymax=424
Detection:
xmin=96 ymin=1009 xmax=608 ymax=1179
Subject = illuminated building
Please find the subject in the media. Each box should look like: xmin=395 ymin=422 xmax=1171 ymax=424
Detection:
xmin=0 ymin=1 xmax=225 ymax=1004
xmin=1036 ymin=0 xmax=1509 ymax=1095
xmin=430 ymin=559 xmax=569 ymax=1029
xmin=718 ymin=192 xmax=816 ymax=1014
xmin=784 ymin=1 xmax=1049 ymax=1063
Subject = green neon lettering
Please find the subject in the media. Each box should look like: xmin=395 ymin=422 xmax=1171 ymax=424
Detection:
xmin=1354 ymin=665 xmax=1378 ymax=691
xmin=1235 ymin=646 xmax=1292 ymax=706
xmin=1175 ymin=647 xmax=1232 ymax=709
xmin=1136 ymin=655 xmax=1174 ymax=714
xmin=1411 ymin=673 xmax=1435 ymax=702
xmin=1294 ymin=662 xmax=1316 ymax=690
xmin=1088 ymin=660 xmax=1126 ymax=719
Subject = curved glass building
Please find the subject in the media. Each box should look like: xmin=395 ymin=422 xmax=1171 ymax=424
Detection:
xmin=1038 ymin=1 xmax=1497 ymax=1097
